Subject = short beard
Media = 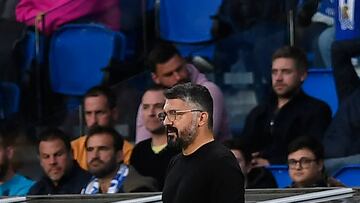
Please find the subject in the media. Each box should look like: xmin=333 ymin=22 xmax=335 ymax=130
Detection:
xmin=150 ymin=125 xmax=166 ymax=136
xmin=89 ymin=156 xmax=118 ymax=178
xmin=168 ymin=116 xmax=198 ymax=150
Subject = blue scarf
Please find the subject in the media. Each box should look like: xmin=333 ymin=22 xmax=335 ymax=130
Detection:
xmin=81 ymin=164 xmax=129 ymax=194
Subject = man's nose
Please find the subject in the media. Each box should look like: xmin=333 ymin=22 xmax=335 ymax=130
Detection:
xmin=49 ymin=156 xmax=57 ymax=165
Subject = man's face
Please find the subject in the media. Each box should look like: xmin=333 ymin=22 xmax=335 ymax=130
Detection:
xmin=163 ymin=99 xmax=199 ymax=149
xmin=151 ymin=54 xmax=190 ymax=88
xmin=142 ymin=90 xmax=165 ymax=134
xmin=86 ymin=133 xmax=121 ymax=178
xmin=288 ymin=148 xmax=323 ymax=187
xmin=84 ymin=95 xmax=116 ymax=128
xmin=271 ymin=58 xmax=306 ymax=98
xmin=39 ymin=139 xmax=72 ymax=185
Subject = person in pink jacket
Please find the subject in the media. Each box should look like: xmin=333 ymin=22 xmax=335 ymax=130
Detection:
xmin=136 ymin=43 xmax=231 ymax=143
xmin=15 ymin=0 xmax=120 ymax=35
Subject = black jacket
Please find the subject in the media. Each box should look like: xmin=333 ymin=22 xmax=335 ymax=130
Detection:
xmin=28 ymin=161 xmax=91 ymax=195
xmin=242 ymin=90 xmax=332 ymax=164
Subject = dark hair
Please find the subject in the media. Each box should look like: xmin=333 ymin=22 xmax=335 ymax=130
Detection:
xmin=146 ymin=42 xmax=180 ymax=73
xmin=145 ymin=84 xmax=165 ymax=92
xmin=287 ymin=136 xmax=324 ymax=161
xmin=223 ymin=138 xmax=252 ymax=164
xmin=164 ymin=83 xmax=213 ymax=129
xmin=272 ymin=46 xmax=308 ymax=72
xmin=83 ymin=85 xmax=117 ymax=109
xmin=86 ymin=126 xmax=123 ymax=152
xmin=37 ymin=128 xmax=72 ymax=153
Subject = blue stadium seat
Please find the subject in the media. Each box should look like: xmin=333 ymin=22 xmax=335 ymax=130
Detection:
xmin=157 ymin=0 xmax=222 ymax=59
xmin=0 ymin=82 xmax=20 ymax=119
xmin=49 ymin=23 xmax=126 ymax=96
xmin=302 ymin=69 xmax=338 ymax=115
xmin=333 ymin=165 xmax=360 ymax=187
xmin=266 ymin=165 xmax=291 ymax=188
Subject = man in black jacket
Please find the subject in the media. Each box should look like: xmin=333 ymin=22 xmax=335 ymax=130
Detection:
xmin=29 ymin=128 xmax=91 ymax=195
xmin=242 ymin=46 xmax=332 ymax=167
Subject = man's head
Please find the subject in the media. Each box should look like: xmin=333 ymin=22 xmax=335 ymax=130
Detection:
xmin=85 ymin=126 xmax=123 ymax=178
xmin=159 ymin=83 xmax=213 ymax=149
xmin=38 ymin=128 xmax=73 ymax=186
xmin=271 ymin=46 xmax=308 ymax=98
xmin=287 ymin=136 xmax=324 ymax=187
xmin=83 ymin=86 xmax=118 ymax=129
xmin=142 ymin=86 xmax=166 ymax=135
xmin=147 ymin=43 xmax=190 ymax=88
xmin=0 ymin=122 xmax=17 ymax=181
xmin=223 ymin=139 xmax=252 ymax=175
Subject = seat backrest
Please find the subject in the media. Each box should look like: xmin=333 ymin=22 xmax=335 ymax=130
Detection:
xmin=0 ymin=82 xmax=20 ymax=119
xmin=266 ymin=165 xmax=291 ymax=188
xmin=302 ymin=69 xmax=338 ymax=115
xmin=159 ymin=0 xmax=222 ymax=43
xmin=49 ymin=23 xmax=126 ymax=95
xmin=333 ymin=165 xmax=360 ymax=187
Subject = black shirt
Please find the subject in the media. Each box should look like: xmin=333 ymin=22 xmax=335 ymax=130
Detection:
xmin=28 ymin=161 xmax=91 ymax=195
xmin=242 ymin=90 xmax=332 ymax=164
xmin=130 ymin=138 xmax=180 ymax=190
xmin=162 ymin=141 xmax=245 ymax=203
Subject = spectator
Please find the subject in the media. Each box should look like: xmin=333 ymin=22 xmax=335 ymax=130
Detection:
xmin=161 ymin=83 xmax=244 ymax=203
xmin=130 ymin=86 xmax=180 ymax=190
xmin=71 ymin=86 xmax=133 ymax=170
xmin=223 ymin=138 xmax=277 ymax=189
xmin=0 ymin=121 xmax=34 ymax=196
xmin=287 ymin=136 xmax=343 ymax=187
xmin=81 ymin=126 xmax=157 ymax=194
xmin=136 ymin=42 xmax=230 ymax=143
xmin=322 ymin=39 xmax=360 ymax=174
xmin=15 ymin=0 xmax=120 ymax=35
xmin=242 ymin=46 xmax=332 ymax=167
xmin=29 ymin=128 xmax=91 ymax=195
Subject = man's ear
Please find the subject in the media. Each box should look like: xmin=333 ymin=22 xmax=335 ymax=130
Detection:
xmin=198 ymin=112 xmax=208 ymax=127
xmin=6 ymin=146 xmax=14 ymax=160
xmin=151 ymin=73 xmax=160 ymax=84
xmin=116 ymin=150 xmax=123 ymax=163
xmin=111 ymin=107 xmax=119 ymax=122
xmin=300 ymin=70 xmax=308 ymax=82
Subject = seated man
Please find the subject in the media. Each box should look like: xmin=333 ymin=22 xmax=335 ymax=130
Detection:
xmin=0 ymin=122 xmax=34 ymax=196
xmin=81 ymin=126 xmax=157 ymax=194
xmin=29 ymin=128 xmax=91 ymax=195
xmin=71 ymin=86 xmax=133 ymax=170
xmin=242 ymin=46 xmax=332 ymax=167
xmin=322 ymin=39 xmax=360 ymax=174
xmin=287 ymin=136 xmax=343 ymax=187
xmin=130 ymin=86 xmax=180 ymax=190
xmin=136 ymin=42 xmax=230 ymax=143
xmin=223 ymin=138 xmax=277 ymax=188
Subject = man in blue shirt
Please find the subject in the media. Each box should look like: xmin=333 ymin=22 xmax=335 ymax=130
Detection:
xmin=0 ymin=122 xmax=34 ymax=196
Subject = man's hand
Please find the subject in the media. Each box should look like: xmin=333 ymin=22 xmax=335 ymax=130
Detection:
xmin=251 ymin=152 xmax=270 ymax=167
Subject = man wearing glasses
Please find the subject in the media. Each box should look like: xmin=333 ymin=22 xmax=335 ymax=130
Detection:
xmin=287 ymin=136 xmax=344 ymax=188
xmin=136 ymin=42 xmax=230 ymax=143
xmin=161 ymin=83 xmax=244 ymax=203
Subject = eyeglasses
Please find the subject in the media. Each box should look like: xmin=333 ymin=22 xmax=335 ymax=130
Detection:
xmin=288 ymin=157 xmax=317 ymax=169
xmin=157 ymin=109 xmax=202 ymax=122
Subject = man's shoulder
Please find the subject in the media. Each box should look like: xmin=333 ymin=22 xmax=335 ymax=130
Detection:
xmin=132 ymin=139 xmax=151 ymax=154
xmin=298 ymin=93 xmax=331 ymax=111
